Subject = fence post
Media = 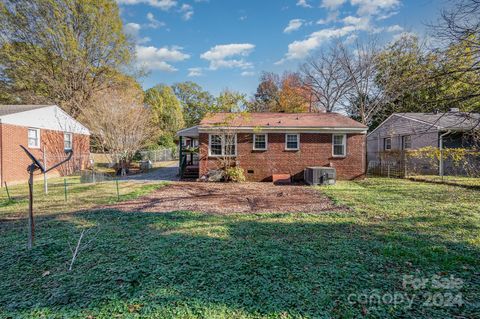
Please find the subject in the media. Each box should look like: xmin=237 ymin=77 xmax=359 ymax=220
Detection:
xmin=116 ymin=180 xmax=120 ymax=201
xmin=64 ymin=178 xmax=68 ymax=201
xmin=387 ymin=163 xmax=391 ymax=178
xmin=4 ymin=182 xmax=11 ymax=201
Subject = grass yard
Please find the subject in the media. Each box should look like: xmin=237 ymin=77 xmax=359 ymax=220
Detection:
xmin=408 ymin=175 xmax=480 ymax=188
xmin=0 ymin=178 xmax=479 ymax=318
xmin=0 ymin=176 xmax=166 ymax=218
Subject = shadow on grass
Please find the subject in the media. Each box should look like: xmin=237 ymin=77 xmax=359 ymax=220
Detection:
xmin=0 ymin=210 xmax=478 ymax=318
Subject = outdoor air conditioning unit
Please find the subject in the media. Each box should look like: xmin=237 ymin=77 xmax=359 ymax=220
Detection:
xmin=304 ymin=167 xmax=336 ymax=185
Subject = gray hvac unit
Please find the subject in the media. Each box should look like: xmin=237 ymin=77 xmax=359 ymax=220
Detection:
xmin=304 ymin=167 xmax=336 ymax=185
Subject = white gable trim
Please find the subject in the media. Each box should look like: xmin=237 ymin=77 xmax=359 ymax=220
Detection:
xmin=0 ymin=105 xmax=90 ymax=135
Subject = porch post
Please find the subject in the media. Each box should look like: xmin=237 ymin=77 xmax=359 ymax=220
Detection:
xmin=179 ymin=136 xmax=183 ymax=175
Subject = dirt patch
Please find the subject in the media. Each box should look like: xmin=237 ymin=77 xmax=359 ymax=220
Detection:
xmin=104 ymin=182 xmax=344 ymax=214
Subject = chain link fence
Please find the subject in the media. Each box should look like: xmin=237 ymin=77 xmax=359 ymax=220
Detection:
xmin=367 ymin=149 xmax=480 ymax=187
xmin=139 ymin=148 xmax=178 ymax=162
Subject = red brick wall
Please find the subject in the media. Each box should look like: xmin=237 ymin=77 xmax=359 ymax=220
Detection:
xmin=0 ymin=123 xmax=90 ymax=185
xmin=199 ymin=132 xmax=366 ymax=181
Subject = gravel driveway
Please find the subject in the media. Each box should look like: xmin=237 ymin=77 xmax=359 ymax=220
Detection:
xmin=107 ymin=181 xmax=343 ymax=214
xmin=118 ymin=161 xmax=179 ymax=182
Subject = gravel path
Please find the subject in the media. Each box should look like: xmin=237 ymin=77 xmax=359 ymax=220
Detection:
xmin=104 ymin=181 xmax=344 ymax=214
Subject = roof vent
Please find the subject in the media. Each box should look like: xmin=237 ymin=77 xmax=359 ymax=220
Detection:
xmin=449 ymin=108 xmax=460 ymax=113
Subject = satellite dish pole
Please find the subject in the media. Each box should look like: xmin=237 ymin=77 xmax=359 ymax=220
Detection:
xmin=20 ymin=145 xmax=73 ymax=249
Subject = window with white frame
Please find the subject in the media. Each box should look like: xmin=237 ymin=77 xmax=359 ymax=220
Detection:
xmin=253 ymin=134 xmax=267 ymax=150
xmin=285 ymin=134 xmax=300 ymax=150
xmin=28 ymin=128 xmax=40 ymax=148
xmin=402 ymin=135 xmax=411 ymax=150
xmin=64 ymin=132 xmax=73 ymax=150
xmin=209 ymin=134 xmax=237 ymax=156
xmin=332 ymin=134 xmax=346 ymax=156
xmin=384 ymin=137 xmax=392 ymax=150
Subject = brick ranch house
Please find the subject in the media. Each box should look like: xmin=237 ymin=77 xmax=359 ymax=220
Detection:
xmin=0 ymin=105 xmax=90 ymax=185
xmin=177 ymin=112 xmax=368 ymax=182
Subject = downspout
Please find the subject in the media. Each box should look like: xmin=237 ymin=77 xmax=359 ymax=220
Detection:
xmin=439 ymin=130 xmax=451 ymax=178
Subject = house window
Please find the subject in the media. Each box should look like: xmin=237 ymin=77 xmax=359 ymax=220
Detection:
xmin=402 ymin=135 xmax=411 ymax=150
xmin=384 ymin=137 xmax=392 ymax=150
xmin=208 ymin=134 xmax=237 ymax=156
xmin=28 ymin=128 xmax=40 ymax=148
xmin=285 ymin=134 xmax=300 ymax=150
xmin=332 ymin=134 xmax=346 ymax=157
xmin=64 ymin=133 xmax=73 ymax=150
xmin=253 ymin=134 xmax=267 ymax=150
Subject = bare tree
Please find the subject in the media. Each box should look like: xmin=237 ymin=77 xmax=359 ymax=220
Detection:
xmin=337 ymin=38 xmax=391 ymax=125
xmin=81 ymin=79 xmax=156 ymax=173
xmin=301 ymin=45 xmax=352 ymax=112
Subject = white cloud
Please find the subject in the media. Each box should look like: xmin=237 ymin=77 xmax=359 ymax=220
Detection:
xmin=321 ymin=0 xmax=346 ymax=9
xmin=386 ymin=24 xmax=403 ymax=32
xmin=277 ymin=26 xmax=356 ymax=63
xmin=201 ymin=43 xmax=255 ymax=70
xmin=135 ymin=45 xmax=190 ymax=72
xmin=241 ymin=71 xmax=255 ymax=77
xmin=146 ymin=12 xmax=165 ymax=28
xmin=180 ymin=4 xmax=194 ymax=20
xmin=296 ymin=0 xmax=312 ymax=8
xmin=391 ymin=31 xmax=417 ymax=42
xmin=317 ymin=10 xmax=339 ymax=25
xmin=124 ymin=22 xmax=141 ymax=36
xmin=342 ymin=15 xmax=370 ymax=30
xmin=117 ymin=0 xmax=177 ymax=11
xmin=188 ymin=67 xmax=203 ymax=77
xmin=284 ymin=19 xmax=304 ymax=33
xmin=350 ymin=0 xmax=400 ymax=16
xmin=124 ymin=23 xmax=151 ymax=44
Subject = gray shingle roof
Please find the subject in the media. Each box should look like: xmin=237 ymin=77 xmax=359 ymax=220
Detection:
xmin=0 ymin=105 xmax=53 ymax=117
xmin=400 ymin=112 xmax=480 ymax=131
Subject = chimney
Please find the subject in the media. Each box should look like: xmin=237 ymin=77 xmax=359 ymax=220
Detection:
xmin=449 ymin=108 xmax=460 ymax=113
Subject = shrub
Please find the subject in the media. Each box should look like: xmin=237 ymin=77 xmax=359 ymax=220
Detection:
xmin=225 ymin=167 xmax=246 ymax=182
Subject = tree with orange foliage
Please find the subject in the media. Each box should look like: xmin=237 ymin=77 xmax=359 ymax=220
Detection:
xmin=250 ymin=71 xmax=314 ymax=112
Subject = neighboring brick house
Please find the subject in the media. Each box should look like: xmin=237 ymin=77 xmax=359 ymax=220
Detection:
xmin=178 ymin=112 xmax=368 ymax=181
xmin=0 ymin=105 xmax=90 ymax=185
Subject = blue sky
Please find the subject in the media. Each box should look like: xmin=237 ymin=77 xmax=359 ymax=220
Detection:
xmin=118 ymin=0 xmax=444 ymax=96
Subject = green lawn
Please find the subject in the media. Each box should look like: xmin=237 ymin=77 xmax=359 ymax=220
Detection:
xmin=0 ymin=178 xmax=478 ymax=318
xmin=0 ymin=176 xmax=166 ymax=218
xmin=408 ymin=175 xmax=480 ymax=188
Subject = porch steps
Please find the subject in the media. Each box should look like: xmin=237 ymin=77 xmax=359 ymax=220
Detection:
xmin=182 ymin=165 xmax=199 ymax=179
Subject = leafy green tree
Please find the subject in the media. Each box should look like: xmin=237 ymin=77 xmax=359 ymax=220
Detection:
xmin=375 ymin=34 xmax=480 ymax=121
xmin=0 ymin=0 xmax=133 ymax=117
xmin=144 ymin=84 xmax=185 ymax=148
xmin=215 ymin=89 xmax=247 ymax=112
xmin=172 ymin=81 xmax=215 ymax=127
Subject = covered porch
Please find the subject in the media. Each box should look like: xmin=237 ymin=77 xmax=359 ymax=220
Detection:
xmin=177 ymin=126 xmax=200 ymax=179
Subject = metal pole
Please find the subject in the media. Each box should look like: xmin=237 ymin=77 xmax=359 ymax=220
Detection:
xmin=4 ymin=181 xmax=11 ymax=201
xmin=27 ymin=167 xmax=34 ymax=249
xmin=43 ymin=146 xmax=48 ymax=194
xmin=64 ymin=178 xmax=68 ymax=201
xmin=116 ymin=180 xmax=120 ymax=201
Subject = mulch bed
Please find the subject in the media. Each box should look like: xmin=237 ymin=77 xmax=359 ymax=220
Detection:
xmin=104 ymin=182 xmax=345 ymax=214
